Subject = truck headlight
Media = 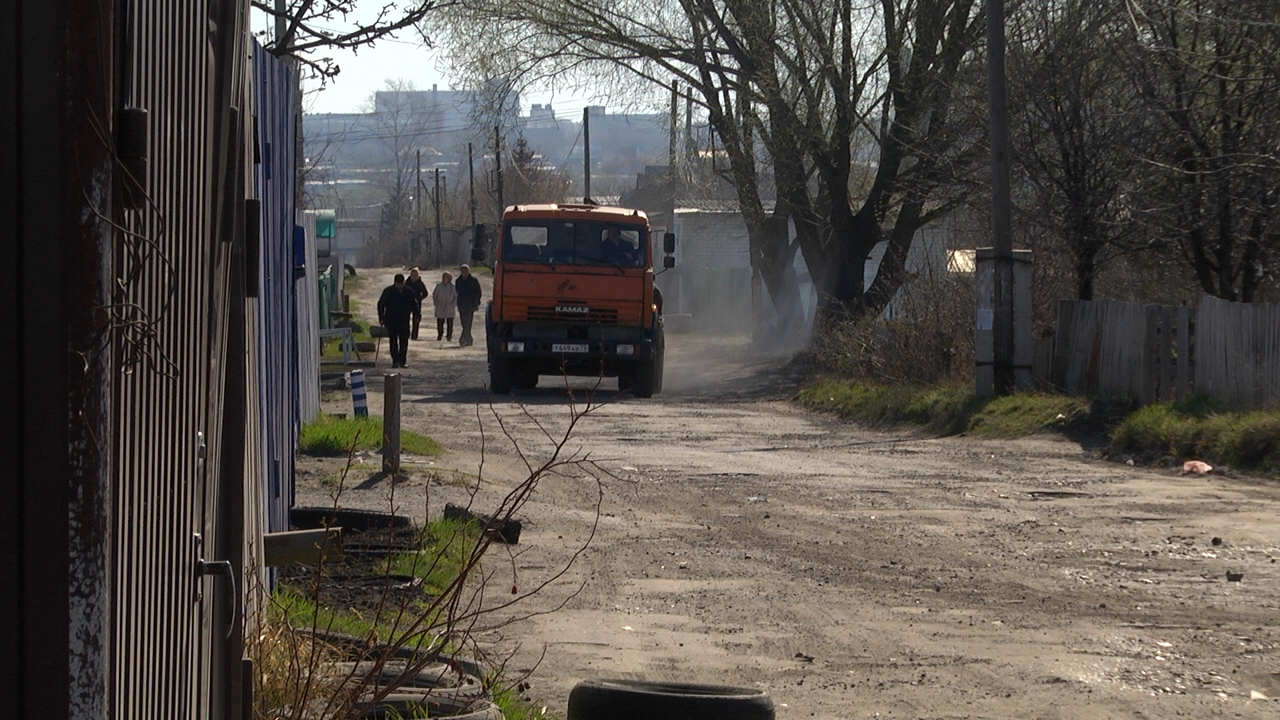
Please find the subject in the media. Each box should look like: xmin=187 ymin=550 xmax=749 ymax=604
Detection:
xmin=505 ymin=341 xmax=525 ymax=353
xmin=616 ymin=344 xmax=635 ymax=356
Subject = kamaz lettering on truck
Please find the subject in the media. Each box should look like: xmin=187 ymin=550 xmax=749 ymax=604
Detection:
xmin=485 ymin=203 xmax=675 ymax=397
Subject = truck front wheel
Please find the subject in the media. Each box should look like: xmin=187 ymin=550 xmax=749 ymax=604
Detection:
xmin=513 ymin=365 xmax=539 ymax=389
xmin=489 ymin=358 xmax=513 ymax=394
xmin=631 ymin=359 xmax=657 ymax=398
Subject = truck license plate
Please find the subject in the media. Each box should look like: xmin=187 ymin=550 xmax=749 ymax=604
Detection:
xmin=552 ymin=343 xmax=589 ymax=353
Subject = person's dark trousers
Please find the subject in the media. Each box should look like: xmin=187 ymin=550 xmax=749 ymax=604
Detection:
xmin=388 ymin=323 xmax=410 ymax=367
xmin=436 ymin=317 xmax=454 ymax=341
xmin=410 ymin=304 xmax=422 ymax=340
xmin=459 ymin=309 xmax=475 ymax=346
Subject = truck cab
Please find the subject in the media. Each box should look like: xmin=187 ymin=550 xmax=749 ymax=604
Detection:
xmin=485 ymin=203 xmax=675 ymax=396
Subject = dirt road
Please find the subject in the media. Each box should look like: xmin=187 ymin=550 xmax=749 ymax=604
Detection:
xmin=304 ymin=267 xmax=1280 ymax=719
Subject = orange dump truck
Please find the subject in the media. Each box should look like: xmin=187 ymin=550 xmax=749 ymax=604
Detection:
xmin=484 ymin=203 xmax=675 ymax=396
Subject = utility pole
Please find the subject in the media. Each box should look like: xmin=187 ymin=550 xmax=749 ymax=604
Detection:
xmin=415 ymin=149 xmax=422 ymax=220
xmin=494 ymin=125 xmax=505 ymax=214
xmin=987 ymin=0 xmax=1015 ymax=395
xmin=668 ymin=81 xmax=679 ymax=234
xmin=433 ymin=168 xmax=443 ymax=267
xmin=583 ymin=107 xmax=592 ymax=203
xmin=468 ymin=142 xmax=476 ymax=229
xmin=685 ymin=92 xmax=694 ymax=168
xmin=275 ymin=0 xmax=287 ymax=42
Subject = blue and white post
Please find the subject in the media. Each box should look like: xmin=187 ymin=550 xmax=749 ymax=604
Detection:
xmin=349 ymin=369 xmax=369 ymax=417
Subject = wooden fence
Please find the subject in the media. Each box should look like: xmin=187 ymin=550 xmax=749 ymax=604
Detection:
xmin=1052 ymin=297 xmax=1280 ymax=409
xmin=1194 ymin=295 xmax=1280 ymax=409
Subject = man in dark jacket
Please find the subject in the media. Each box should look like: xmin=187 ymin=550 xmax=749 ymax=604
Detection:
xmin=455 ymin=264 xmax=482 ymax=347
xmin=377 ymin=273 xmax=416 ymax=368
xmin=404 ymin=267 xmax=429 ymax=340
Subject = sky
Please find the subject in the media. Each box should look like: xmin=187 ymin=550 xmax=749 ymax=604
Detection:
xmin=301 ymin=34 xmax=600 ymax=117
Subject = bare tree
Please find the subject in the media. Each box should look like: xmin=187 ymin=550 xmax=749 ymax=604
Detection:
xmin=1008 ymin=0 xmax=1148 ymax=300
xmin=253 ymin=0 xmax=440 ymax=81
xmin=427 ymin=0 xmax=988 ymax=332
xmin=507 ymin=133 xmax=572 ymax=205
xmin=364 ymin=79 xmax=433 ymax=264
xmin=1124 ymin=0 xmax=1280 ymax=302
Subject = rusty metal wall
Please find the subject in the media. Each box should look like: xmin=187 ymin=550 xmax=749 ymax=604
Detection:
xmin=5 ymin=0 xmax=118 ymax=717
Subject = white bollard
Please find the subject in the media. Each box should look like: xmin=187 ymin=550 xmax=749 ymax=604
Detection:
xmin=349 ymin=369 xmax=368 ymax=417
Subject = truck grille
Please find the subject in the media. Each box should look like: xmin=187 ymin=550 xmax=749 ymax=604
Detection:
xmin=526 ymin=305 xmax=619 ymax=323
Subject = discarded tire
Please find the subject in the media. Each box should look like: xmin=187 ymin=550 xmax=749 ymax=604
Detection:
xmin=290 ymin=507 xmax=412 ymax=532
xmin=356 ymin=692 xmax=503 ymax=720
xmin=566 ymin=678 xmax=774 ymax=720
xmin=443 ymin=502 xmax=522 ymax=544
xmin=308 ymin=629 xmax=489 ymax=679
xmin=331 ymin=659 xmax=486 ymax=694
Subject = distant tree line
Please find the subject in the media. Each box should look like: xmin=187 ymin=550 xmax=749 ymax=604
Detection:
xmin=264 ymin=0 xmax=1280 ymax=332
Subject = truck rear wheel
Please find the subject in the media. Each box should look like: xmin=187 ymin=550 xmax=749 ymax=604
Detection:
xmin=489 ymin=358 xmax=513 ymax=394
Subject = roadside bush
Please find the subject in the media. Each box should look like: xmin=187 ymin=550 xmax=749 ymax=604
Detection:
xmin=300 ymin=413 xmax=440 ymax=457
xmin=797 ymin=380 xmax=1094 ymax=438
xmin=1111 ymin=401 xmax=1280 ymax=471
xmin=810 ymin=269 xmax=975 ymax=386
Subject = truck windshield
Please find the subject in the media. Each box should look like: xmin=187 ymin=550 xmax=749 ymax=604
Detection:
xmin=502 ymin=221 xmax=647 ymax=267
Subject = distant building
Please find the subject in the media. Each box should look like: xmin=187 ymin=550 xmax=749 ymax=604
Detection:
xmin=304 ymin=94 xmax=676 ymax=218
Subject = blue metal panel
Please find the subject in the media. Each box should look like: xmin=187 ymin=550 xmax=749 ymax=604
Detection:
xmin=252 ymin=43 xmax=299 ymax=535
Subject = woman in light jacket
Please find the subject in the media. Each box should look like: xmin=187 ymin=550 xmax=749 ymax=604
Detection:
xmin=432 ymin=271 xmax=458 ymax=341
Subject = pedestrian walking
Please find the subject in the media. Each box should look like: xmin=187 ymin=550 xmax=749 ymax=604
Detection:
xmin=377 ymin=273 xmax=416 ymax=368
xmin=455 ymin=264 xmax=482 ymax=347
xmin=432 ymin=271 xmax=458 ymax=342
xmin=405 ymin=267 xmax=428 ymax=340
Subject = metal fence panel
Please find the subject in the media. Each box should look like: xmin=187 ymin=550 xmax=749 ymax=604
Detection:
xmin=112 ymin=2 xmax=227 ymax=717
xmin=252 ymin=42 xmax=300 ymax=536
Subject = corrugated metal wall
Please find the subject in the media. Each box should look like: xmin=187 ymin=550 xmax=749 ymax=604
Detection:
xmin=8 ymin=1 xmax=305 ymax=717
xmin=252 ymin=42 xmax=301 ymax=537
xmin=111 ymin=1 xmax=254 ymax=718
xmin=298 ymin=215 xmax=323 ymax=423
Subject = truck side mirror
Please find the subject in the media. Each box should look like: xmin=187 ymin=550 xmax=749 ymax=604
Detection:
xmin=663 ymin=232 xmax=676 ymax=254
xmin=471 ymin=246 xmax=486 ymax=262
xmin=663 ymin=256 xmax=676 ymax=269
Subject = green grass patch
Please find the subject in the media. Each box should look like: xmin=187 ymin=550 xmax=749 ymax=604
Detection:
xmin=798 ymin=379 xmax=1280 ymax=475
xmin=272 ymin=586 xmax=376 ymax=638
xmin=492 ymin=687 xmax=552 ymax=720
xmin=1111 ymin=399 xmax=1280 ymax=471
xmin=273 ymin=519 xmax=483 ymax=643
xmin=299 ymin=413 xmax=441 ymax=457
xmin=796 ymin=379 xmax=978 ymax=434
xmin=796 ymin=379 xmax=1097 ymax=438
xmin=382 ymin=519 xmax=480 ymax=596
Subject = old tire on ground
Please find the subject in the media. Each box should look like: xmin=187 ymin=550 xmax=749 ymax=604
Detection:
xmin=489 ymin=358 xmax=513 ymax=394
xmin=566 ymin=678 xmax=774 ymax=720
xmin=330 ymin=660 xmax=486 ymax=694
xmin=290 ymin=507 xmax=412 ymax=531
xmin=357 ymin=692 xmax=503 ymax=720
